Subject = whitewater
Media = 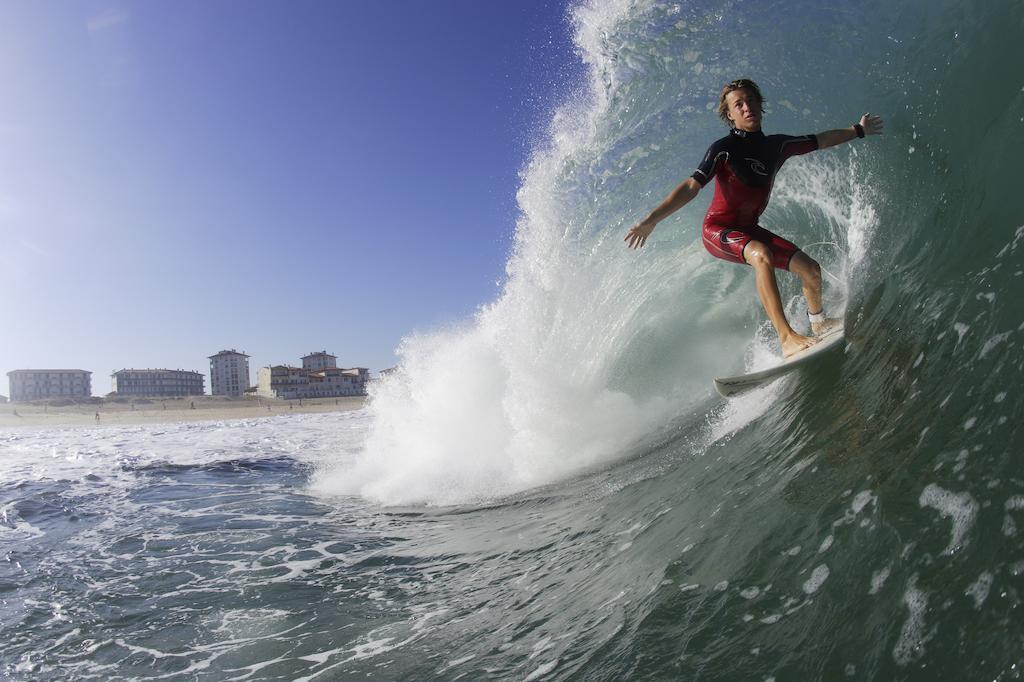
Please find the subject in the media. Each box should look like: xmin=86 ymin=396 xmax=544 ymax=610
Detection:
xmin=4 ymin=0 xmax=1024 ymax=679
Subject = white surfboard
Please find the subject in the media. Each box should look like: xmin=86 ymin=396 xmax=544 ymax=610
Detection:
xmin=713 ymin=326 xmax=845 ymax=398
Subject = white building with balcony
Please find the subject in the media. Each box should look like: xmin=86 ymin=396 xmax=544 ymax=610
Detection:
xmin=257 ymin=351 xmax=369 ymax=399
xmin=7 ymin=370 xmax=92 ymax=401
xmin=209 ymin=349 xmax=251 ymax=397
xmin=111 ymin=369 xmax=205 ymax=397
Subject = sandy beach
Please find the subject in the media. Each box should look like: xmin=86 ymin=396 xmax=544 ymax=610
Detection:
xmin=0 ymin=395 xmax=366 ymax=429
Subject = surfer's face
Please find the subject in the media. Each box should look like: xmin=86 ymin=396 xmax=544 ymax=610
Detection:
xmin=726 ymin=89 xmax=762 ymax=131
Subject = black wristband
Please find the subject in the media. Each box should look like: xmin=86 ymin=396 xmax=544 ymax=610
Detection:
xmin=854 ymin=123 xmax=865 ymax=138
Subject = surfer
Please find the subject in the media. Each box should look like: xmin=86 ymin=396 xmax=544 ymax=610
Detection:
xmin=625 ymin=79 xmax=883 ymax=357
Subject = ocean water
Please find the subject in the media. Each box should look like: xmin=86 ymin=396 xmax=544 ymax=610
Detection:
xmin=4 ymin=0 xmax=1024 ymax=679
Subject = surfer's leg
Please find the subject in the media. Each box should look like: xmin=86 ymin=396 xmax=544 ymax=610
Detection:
xmin=789 ymin=251 xmax=841 ymax=335
xmin=744 ymin=241 xmax=816 ymax=357
xmin=789 ymin=251 xmax=823 ymax=313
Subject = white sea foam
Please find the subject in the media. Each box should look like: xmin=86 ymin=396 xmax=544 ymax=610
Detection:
xmin=893 ymin=576 xmax=929 ymax=665
xmin=0 ymin=502 xmax=46 ymax=540
xmin=965 ymin=571 xmax=993 ymax=609
xmin=834 ymin=490 xmax=876 ymax=527
xmin=525 ymin=660 xmax=560 ymax=681
xmin=979 ymin=331 xmax=1012 ymax=358
xmin=529 ymin=636 xmax=554 ymax=660
xmin=918 ymin=484 xmax=978 ymax=555
xmin=802 ymin=565 xmax=830 ymax=595
xmin=0 ymin=412 xmax=368 ymax=483
xmin=1003 ymin=496 xmax=1024 ymax=536
xmin=953 ymin=322 xmax=970 ymax=345
xmin=850 ymin=490 xmax=876 ymax=514
xmin=868 ymin=566 xmax=891 ymax=595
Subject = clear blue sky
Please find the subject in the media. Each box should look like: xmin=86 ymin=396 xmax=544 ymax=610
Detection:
xmin=0 ymin=1 xmax=583 ymax=395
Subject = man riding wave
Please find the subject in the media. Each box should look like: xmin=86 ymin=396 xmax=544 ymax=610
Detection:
xmin=626 ymin=79 xmax=883 ymax=357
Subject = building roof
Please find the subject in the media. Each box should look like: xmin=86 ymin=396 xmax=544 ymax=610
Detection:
xmin=302 ymin=350 xmax=336 ymax=359
xmin=266 ymin=364 xmax=367 ymax=375
xmin=111 ymin=369 xmax=204 ymax=376
xmin=209 ymin=349 xmax=250 ymax=359
xmin=7 ymin=369 xmax=92 ymax=375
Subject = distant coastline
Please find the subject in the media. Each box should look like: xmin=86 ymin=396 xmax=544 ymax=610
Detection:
xmin=0 ymin=395 xmax=366 ymax=429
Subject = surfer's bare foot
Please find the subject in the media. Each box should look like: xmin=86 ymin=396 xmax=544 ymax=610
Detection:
xmin=781 ymin=331 xmax=817 ymax=358
xmin=811 ymin=317 xmax=842 ymax=336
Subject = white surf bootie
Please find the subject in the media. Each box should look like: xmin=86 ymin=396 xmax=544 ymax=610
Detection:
xmin=808 ymin=310 xmax=842 ymax=336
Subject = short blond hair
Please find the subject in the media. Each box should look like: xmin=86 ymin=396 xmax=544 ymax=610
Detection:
xmin=718 ymin=79 xmax=765 ymax=125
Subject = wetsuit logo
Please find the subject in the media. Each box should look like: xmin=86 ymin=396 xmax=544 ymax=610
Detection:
xmin=745 ymin=158 xmax=768 ymax=176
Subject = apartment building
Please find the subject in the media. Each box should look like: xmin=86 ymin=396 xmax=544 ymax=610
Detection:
xmin=111 ymin=369 xmax=205 ymax=397
xmin=301 ymin=351 xmax=337 ymax=371
xmin=209 ymin=349 xmax=251 ymax=397
xmin=7 ymin=370 xmax=92 ymax=402
xmin=257 ymin=351 xmax=368 ymax=399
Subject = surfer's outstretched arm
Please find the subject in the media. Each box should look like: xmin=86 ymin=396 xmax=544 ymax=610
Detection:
xmin=625 ymin=177 xmax=702 ymax=249
xmin=815 ymin=113 xmax=884 ymax=149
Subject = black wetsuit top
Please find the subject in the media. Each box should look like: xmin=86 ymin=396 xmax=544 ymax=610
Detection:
xmin=691 ymin=128 xmax=818 ymax=228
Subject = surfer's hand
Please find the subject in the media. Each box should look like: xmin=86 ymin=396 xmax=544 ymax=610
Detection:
xmin=625 ymin=220 xmax=656 ymax=249
xmin=860 ymin=113 xmax=884 ymax=136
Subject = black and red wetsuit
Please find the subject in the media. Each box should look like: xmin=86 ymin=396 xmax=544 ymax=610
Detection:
xmin=691 ymin=128 xmax=818 ymax=270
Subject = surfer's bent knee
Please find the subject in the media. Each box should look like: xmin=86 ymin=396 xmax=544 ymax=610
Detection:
xmin=703 ymin=222 xmax=797 ymax=270
xmin=743 ymin=240 xmax=773 ymax=267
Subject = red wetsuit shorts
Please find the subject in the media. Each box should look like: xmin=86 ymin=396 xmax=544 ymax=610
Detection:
xmin=702 ymin=223 xmax=799 ymax=271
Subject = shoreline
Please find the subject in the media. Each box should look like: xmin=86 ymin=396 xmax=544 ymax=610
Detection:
xmin=0 ymin=396 xmax=367 ymax=429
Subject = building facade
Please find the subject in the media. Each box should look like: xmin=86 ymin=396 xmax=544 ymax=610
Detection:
xmin=111 ymin=369 xmax=205 ymax=397
xmin=257 ymin=352 xmax=369 ymax=400
xmin=7 ymin=370 xmax=92 ymax=402
xmin=301 ymin=351 xmax=337 ymax=371
xmin=209 ymin=349 xmax=251 ymax=397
